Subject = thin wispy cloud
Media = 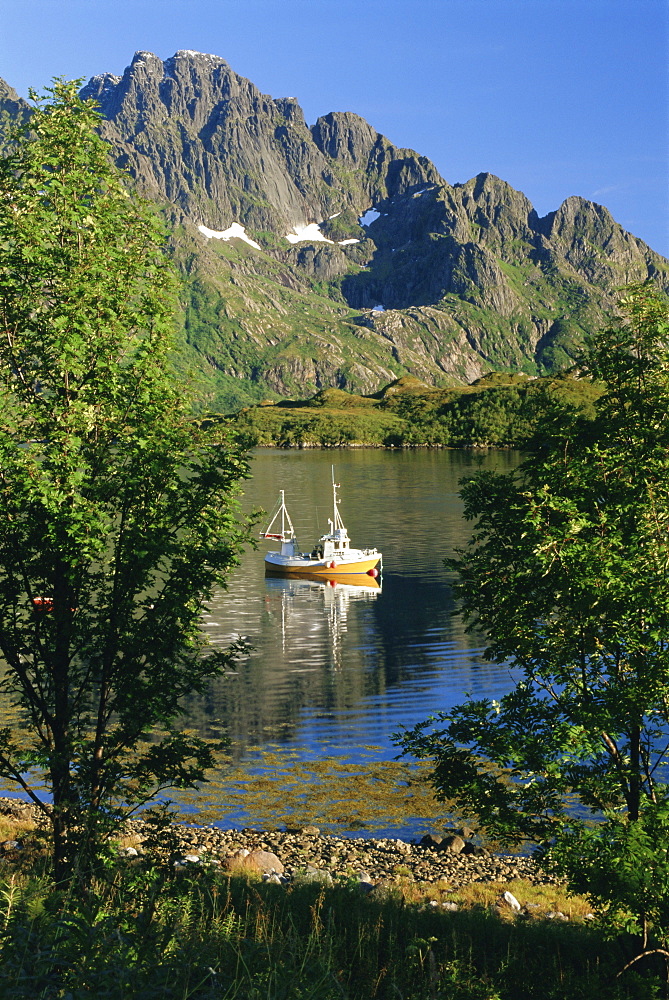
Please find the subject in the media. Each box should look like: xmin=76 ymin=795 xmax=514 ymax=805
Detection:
xmin=592 ymin=184 xmax=626 ymax=198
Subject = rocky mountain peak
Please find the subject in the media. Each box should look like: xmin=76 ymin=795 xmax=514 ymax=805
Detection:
xmin=82 ymin=49 xmax=252 ymax=134
xmin=78 ymin=50 xmax=447 ymax=235
xmin=540 ymin=195 xmax=620 ymax=243
xmin=272 ymin=97 xmax=305 ymax=125
xmin=461 ymin=172 xmax=535 ymax=220
xmin=311 ymin=111 xmax=385 ymax=165
xmin=1 ymin=55 xmax=667 ymax=409
xmin=455 ymin=173 xmax=539 ymax=246
xmin=312 ymin=110 xmax=444 ymax=203
xmin=0 ymin=76 xmax=30 ymax=144
xmin=0 ymin=78 xmax=23 ymax=104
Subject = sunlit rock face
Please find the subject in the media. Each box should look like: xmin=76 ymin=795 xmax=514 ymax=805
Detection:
xmin=0 ymin=77 xmax=30 ymax=145
xmin=80 ymin=50 xmax=441 ymax=237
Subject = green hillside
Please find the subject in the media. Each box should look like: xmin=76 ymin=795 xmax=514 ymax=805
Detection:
xmin=227 ymin=371 xmax=603 ymax=448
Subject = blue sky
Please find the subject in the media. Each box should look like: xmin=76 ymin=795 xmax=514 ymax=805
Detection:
xmin=1 ymin=0 xmax=667 ymax=256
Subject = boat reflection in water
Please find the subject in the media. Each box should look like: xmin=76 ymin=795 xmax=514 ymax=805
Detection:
xmin=264 ymin=572 xmax=381 ymax=672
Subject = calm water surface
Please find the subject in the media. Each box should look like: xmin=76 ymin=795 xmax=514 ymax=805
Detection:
xmin=179 ymin=449 xmax=521 ymax=834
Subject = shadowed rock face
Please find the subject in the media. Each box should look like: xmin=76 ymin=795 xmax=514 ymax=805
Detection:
xmin=1 ymin=52 xmax=667 ymax=406
xmin=0 ymin=79 xmax=30 ymax=145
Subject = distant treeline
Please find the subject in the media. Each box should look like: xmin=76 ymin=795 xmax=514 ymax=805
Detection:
xmin=224 ymin=372 xmax=603 ymax=448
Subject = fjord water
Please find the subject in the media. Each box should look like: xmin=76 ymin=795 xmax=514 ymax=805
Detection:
xmin=180 ymin=449 xmax=521 ymax=831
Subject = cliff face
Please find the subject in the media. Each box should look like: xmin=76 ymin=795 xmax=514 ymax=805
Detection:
xmin=0 ymin=79 xmax=30 ymax=145
xmin=80 ymin=50 xmax=442 ymax=235
xmin=1 ymin=51 xmax=667 ymax=408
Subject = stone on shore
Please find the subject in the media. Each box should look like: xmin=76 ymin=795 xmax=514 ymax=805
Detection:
xmin=439 ymin=835 xmax=466 ymax=854
xmin=224 ymin=848 xmax=284 ymax=875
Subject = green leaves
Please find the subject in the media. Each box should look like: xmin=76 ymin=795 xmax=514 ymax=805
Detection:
xmin=398 ymin=285 xmax=669 ymax=956
xmin=0 ymin=81 xmax=253 ymax=884
xmin=0 ymin=81 xmax=176 ymax=442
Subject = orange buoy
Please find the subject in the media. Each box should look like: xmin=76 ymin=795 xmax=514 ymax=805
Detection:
xmin=367 ymin=568 xmax=379 ymax=577
xmin=329 ymin=561 xmax=336 ymax=569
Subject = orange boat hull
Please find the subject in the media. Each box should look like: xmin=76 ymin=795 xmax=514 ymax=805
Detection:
xmin=264 ymin=554 xmax=381 ymax=576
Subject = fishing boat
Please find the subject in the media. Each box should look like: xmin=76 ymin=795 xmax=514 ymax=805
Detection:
xmin=261 ymin=473 xmax=382 ymax=577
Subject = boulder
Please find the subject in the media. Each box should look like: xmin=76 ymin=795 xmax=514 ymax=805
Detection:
xmin=502 ymin=891 xmax=521 ymax=912
xmin=439 ymin=835 xmax=466 ymax=854
xmin=461 ymin=843 xmax=490 ymax=858
xmin=293 ymin=865 xmax=334 ymax=886
xmin=224 ymin=848 xmax=284 ymax=875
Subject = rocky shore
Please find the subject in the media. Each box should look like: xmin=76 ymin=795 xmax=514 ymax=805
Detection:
xmin=0 ymin=797 xmax=557 ymax=891
xmin=123 ymin=818 xmax=557 ymax=890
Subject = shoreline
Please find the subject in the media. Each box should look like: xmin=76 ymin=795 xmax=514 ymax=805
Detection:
xmin=0 ymin=797 xmax=552 ymax=889
xmin=128 ymin=818 xmax=556 ymax=888
xmin=249 ymin=441 xmax=505 ymax=451
xmin=0 ymin=796 xmax=558 ymax=888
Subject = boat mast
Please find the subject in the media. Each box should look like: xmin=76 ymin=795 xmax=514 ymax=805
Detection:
xmin=261 ymin=491 xmax=296 ymax=542
xmin=332 ymin=466 xmax=345 ymax=533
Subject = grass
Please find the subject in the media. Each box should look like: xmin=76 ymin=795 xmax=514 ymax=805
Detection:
xmin=0 ymin=816 xmax=664 ymax=999
xmin=0 ymin=863 xmax=663 ymax=999
xmin=0 ymin=813 xmax=38 ymax=843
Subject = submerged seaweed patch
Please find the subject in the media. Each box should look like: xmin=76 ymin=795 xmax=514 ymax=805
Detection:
xmin=174 ymin=744 xmax=463 ymax=835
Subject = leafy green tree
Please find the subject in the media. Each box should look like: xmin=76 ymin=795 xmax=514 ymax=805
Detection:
xmin=0 ymin=82 xmax=252 ymax=884
xmin=397 ymin=286 xmax=669 ymax=970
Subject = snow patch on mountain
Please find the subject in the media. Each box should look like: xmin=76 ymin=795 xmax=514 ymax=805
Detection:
xmin=359 ymin=209 xmax=380 ymax=226
xmin=198 ymin=222 xmax=261 ymax=249
xmin=285 ymin=223 xmax=334 ymax=244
